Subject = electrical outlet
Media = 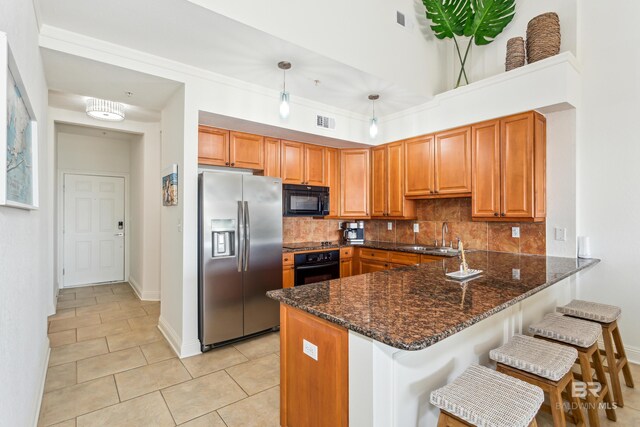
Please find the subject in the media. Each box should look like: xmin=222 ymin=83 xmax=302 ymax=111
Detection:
xmin=303 ymin=339 xmax=318 ymax=361
xmin=512 ymin=268 xmax=521 ymax=280
xmin=413 ymin=223 xmax=419 ymax=233
xmin=512 ymin=227 xmax=520 ymax=238
xmin=387 ymin=222 xmax=393 ymax=231
xmin=554 ymin=227 xmax=567 ymax=241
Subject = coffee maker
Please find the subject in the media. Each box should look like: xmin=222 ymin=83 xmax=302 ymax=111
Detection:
xmin=341 ymin=221 xmax=365 ymax=244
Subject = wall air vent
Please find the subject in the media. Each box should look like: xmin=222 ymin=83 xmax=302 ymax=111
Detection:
xmin=396 ymin=11 xmax=406 ymax=27
xmin=316 ymin=115 xmax=336 ymax=130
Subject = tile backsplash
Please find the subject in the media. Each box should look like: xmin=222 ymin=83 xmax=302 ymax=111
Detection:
xmin=365 ymin=198 xmax=546 ymax=255
xmin=282 ymin=217 xmax=342 ymax=244
xmin=282 ymin=198 xmax=546 ymax=255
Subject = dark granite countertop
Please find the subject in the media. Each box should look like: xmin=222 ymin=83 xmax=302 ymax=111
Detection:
xmin=267 ymin=251 xmax=599 ymax=351
xmin=282 ymin=240 xmax=460 ymax=257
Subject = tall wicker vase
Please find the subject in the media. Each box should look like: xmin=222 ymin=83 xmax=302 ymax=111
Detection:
xmin=526 ymin=12 xmax=561 ymax=64
xmin=505 ymin=37 xmax=526 ymax=71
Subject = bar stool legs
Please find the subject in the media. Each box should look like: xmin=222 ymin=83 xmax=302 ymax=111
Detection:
xmin=496 ymin=364 xmax=585 ymax=427
xmin=437 ymin=411 xmax=539 ymax=427
xmin=538 ymin=337 xmax=617 ymax=427
xmin=601 ymin=319 xmax=635 ymax=407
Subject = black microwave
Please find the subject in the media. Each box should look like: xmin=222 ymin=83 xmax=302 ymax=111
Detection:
xmin=283 ymin=184 xmax=330 ymax=217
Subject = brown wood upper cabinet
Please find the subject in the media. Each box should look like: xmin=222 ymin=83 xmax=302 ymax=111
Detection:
xmin=404 ymin=128 xmax=471 ymax=198
xmin=472 ymin=111 xmax=546 ymax=221
xmin=198 ymin=126 xmax=229 ymax=166
xmin=340 ymin=149 xmax=370 ymax=218
xmin=281 ymin=140 xmax=326 ymax=185
xmin=263 ymin=138 xmax=281 ymax=178
xmin=198 ymin=126 xmax=264 ymax=170
xmin=371 ymin=142 xmax=415 ymax=218
xmin=325 ymin=147 xmax=340 ymax=217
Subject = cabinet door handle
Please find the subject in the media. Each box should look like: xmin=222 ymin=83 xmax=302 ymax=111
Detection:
xmin=231 ymin=162 xmax=235 ymax=167
xmin=501 ymin=213 xmax=506 ymax=217
xmin=494 ymin=212 xmax=499 ymax=217
xmin=225 ymin=162 xmax=230 ymax=166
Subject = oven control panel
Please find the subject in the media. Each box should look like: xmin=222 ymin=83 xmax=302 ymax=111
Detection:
xmin=294 ymin=250 xmax=340 ymax=265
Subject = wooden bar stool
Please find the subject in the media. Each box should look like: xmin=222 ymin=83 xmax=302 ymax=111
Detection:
xmin=430 ymin=364 xmax=543 ymax=427
xmin=529 ymin=313 xmax=617 ymax=427
xmin=558 ymin=299 xmax=635 ymax=407
xmin=490 ymin=334 xmax=586 ymax=426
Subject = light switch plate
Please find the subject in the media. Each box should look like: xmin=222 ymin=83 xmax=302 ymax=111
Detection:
xmin=554 ymin=227 xmax=567 ymax=241
xmin=512 ymin=227 xmax=520 ymax=238
xmin=387 ymin=222 xmax=393 ymax=231
xmin=303 ymin=339 xmax=318 ymax=361
xmin=512 ymin=269 xmax=521 ymax=280
xmin=413 ymin=223 xmax=419 ymax=233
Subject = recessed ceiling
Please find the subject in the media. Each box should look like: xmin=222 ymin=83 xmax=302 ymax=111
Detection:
xmin=56 ymin=123 xmax=140 ymax=141
xmin=42 ymin=48 xmax=183 ymax=122
xmin=36 ymin=0 xmax=428 ymax=117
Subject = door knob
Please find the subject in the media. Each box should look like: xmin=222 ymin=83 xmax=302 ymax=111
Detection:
xmin=114 ymin=232 xmax=124 ymax=237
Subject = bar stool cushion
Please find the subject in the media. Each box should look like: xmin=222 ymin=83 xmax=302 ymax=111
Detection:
xmin=528 ymin=313 xmax=601 ymax=348
xmin=430 ymin=364 xmax=544 ymax=427
xmin=557 ymin=299 xmax=621 ymax=323
xmin=490 ymin=334 xmax=578 ymax=381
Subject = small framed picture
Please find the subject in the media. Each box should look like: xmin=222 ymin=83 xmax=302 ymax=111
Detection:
xmin=162 ymin=164 xmax=178 ymax=206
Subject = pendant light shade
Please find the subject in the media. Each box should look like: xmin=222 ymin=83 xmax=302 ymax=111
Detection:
xmin=368 ymin=94 xmax=379 ymax=139
xmin=86 ymin=98 xmax=125 ymax=121
xmin=278 ymin=61 xmax=292 ymax=119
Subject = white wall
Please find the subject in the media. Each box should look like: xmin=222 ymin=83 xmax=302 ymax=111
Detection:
xmin=159 ymin=86 xmax=194 ymax=356
xmin=575 ymin=1 xmax=640 ymax=362
xmin=0 ymin=2 xmax=52 ymax=426
xmin=545 ymin=109 xmax=577 ymax=258
xmin=187 ymin=0 xmax=447 ymax=97
xmin=50 ymin=108 xmax=161 ymax=302
xmin=58 ymin=132 xmax=131 ymax=173
xmin=445 ymin=0 xmax=577 ymax=88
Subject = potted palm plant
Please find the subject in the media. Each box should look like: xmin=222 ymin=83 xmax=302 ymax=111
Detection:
xmin=422 ymin=0 xmax=516 ymax=88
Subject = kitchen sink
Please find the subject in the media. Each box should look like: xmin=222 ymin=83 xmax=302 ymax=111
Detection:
xmin=400 ymin=245 xmax=459 ymax=254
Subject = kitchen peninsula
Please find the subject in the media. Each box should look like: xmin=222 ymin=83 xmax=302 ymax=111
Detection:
xmin=267 ymin=251 xmax=598 ymax=426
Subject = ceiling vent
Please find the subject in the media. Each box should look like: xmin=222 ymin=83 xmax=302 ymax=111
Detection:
xmin=396 ymin=11 xmax=406 ymax=27
xmin=316 ymin=115 xmax=336 ymax=130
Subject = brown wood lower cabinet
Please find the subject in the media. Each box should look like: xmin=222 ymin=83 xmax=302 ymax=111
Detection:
xmin=339 ymin=247 xmax=353 ymax=278
xmin=359 ymin=259 xmax=389 ymax=273
xmin=282 ymin=254 xmax=294 ymax=288
xmin=280 ymin=304 xmax=348 ymax=427
xmin=356 ymin=248 xmax=445 ymax=273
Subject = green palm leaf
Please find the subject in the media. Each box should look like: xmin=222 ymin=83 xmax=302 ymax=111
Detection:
xmin=464 ymin=0 xmax=516 ymax=45
xmin=422 ymin=0 xmax=472 ymax=39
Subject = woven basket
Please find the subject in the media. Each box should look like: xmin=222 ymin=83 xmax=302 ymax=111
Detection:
xmin=505 ymin=37 xmax=526 ymax=71
xmin=526 ymin=12 xmax=561 ymax=64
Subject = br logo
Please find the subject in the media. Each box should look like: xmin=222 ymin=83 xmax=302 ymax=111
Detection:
xmin=573 ymin=381 xmax=601 ymax=398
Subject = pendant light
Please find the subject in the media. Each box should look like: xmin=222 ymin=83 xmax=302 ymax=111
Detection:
xmin=368 ymin=94 xmax=379 ymax=138
xmin=278 ymin=61 xmax=292 ymax=119
xmin=86 ymin=98 xmax=125 ymax=121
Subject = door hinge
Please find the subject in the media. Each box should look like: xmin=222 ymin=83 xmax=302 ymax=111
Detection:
xmin=63 ymin=268 xmax=65 ymax=275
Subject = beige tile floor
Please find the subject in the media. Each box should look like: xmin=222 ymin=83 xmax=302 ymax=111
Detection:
xmin=39 ymin=282 xmax=280 ymax=427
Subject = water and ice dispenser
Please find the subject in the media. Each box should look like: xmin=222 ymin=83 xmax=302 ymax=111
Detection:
xmin=211 ymin=219 xmax=236 ymax=257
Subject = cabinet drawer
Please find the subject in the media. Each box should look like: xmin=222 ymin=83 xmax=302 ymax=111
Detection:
xmin=282 ymin=253 xmax=294 ymax=266
xmin=340 ymin=247 xmax=353 ymax=259
xmin=389 ymin=251 xmax=420 ymax=265
xmin=358 ymin=248 xmax=389 ymax=262
xmin=420 ymin=254 xmax=446 ymax=263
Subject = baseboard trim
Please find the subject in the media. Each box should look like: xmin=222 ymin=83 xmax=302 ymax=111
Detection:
xmin=157 ymin=315 xmax=201 ymax=358
xmin=626 ymin=345 xmax=640 ymax=365
xmin=33 ymin=340 xmax=51 ymax=427
xmin=128 ymin=276 xmax=160 ymax=301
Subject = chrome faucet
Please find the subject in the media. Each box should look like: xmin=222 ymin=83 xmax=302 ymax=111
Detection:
xmin=441 ymin=222 xmax=448 ymax=247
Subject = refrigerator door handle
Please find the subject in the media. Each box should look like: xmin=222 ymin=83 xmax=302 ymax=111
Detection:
xmin=237 ymin=201 xmax=244 ymax=272
xmin=243 ymin=201 xmax=250 ymax=271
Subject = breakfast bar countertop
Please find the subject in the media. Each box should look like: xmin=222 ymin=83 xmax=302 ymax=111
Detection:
xmin=267 ymin=251 xmax=599 ymax=351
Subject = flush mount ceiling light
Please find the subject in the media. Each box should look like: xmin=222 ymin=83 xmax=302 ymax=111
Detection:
xmin=368 ymin=94 xmax=379 ymax=138
xmin=86 ymin=98 xmax=125 ymax=121
xmin=278 ymin=61 xmax=292 ymax=119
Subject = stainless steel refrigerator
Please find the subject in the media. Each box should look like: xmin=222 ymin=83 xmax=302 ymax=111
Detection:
xmin=198 ymin=171 xmax=282 ymax=352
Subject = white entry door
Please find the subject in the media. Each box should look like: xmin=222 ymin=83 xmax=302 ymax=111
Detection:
xmin=63 ymin=174 xmax=125 ymax=287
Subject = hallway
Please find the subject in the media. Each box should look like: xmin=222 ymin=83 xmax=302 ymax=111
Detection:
xmin=40 ymin=283 xmax=280 ymax=426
